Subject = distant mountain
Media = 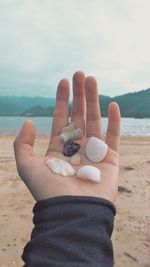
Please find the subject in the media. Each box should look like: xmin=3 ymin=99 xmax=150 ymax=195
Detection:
xmin=0 ymin=88 xmax=149 ymax=117
xmin=22 ymin=105 xmax=55 ymax=117
xmin=0 ymin=96 xmax=55 ymax=116
xmin=21 ymin=95 xmax=112 ymax=117
xmin=101 ymin=89 xmax=150 ymax=117
xmin=114 ymin=89 xmax=150 ymax=118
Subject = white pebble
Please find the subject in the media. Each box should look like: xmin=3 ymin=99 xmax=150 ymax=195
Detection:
xmin=77 ymin=165 xmax=101 ymax=183
xmin=70 ymin=153 xmax=81 ymax=165
xmin=46 ymin=157 xmax=75 ymax=176
xmin=85 ymin=137 xmax=108 ymax=163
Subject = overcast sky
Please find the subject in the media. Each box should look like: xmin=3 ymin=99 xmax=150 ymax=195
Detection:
xmin=0 ymin=0 xmax=150 ymax=97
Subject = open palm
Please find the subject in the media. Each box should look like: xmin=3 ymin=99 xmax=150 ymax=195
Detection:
xmin=14 ymin=71 xmax=121 ymax=204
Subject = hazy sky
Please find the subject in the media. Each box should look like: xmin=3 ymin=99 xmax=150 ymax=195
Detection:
xmin=0 ymin=0 xmax=150 ymax=97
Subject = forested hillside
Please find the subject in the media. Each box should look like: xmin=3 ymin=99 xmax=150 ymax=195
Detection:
xmin=0 ymin=88 xmax=149 ymax=117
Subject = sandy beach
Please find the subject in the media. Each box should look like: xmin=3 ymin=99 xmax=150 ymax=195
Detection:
xmin=0 ymin=135 xmax=149 ymax=267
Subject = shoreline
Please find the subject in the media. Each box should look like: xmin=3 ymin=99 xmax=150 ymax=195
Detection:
xmin=0 ymin=134 xmax=150 ymax=138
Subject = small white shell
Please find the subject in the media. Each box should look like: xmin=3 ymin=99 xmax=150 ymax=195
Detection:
xmin=77 ymin=165 xmax=101 ymax=183
xmin=59 ymin=122 xmax=83 ymax=142
xmin=70 ymin=153 xmax=81 ymax=165
xmin=46 ymin=157 xmax=75 ymax=176
xmin=85 ymin=137 xmax=108 ymax=163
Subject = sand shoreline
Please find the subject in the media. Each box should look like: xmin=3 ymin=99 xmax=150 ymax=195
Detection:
xmin=0 ymin=135 xmax=149 ymax=267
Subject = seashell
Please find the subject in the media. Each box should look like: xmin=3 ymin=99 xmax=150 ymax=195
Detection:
xmin=60 ymin=129 xmax=83 ymax=142
xmin=46 ymin=157 xmax=75 ymax=176
xmin=59 ymin=122 xmax=83 ymax=142
xmin=70 ymin=153 xmax=81 ymax=165
xmin=63 ymin=141 xmax=80 ymax=157
xmin=85 ymin=137 xmax=108 ymax=163
xmin=61 ymin=122 xmax=75 ymax=133
xmin=77 ymin=165 xmax=101 ymax=183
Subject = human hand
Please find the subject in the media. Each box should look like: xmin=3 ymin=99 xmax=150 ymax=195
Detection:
xmin=14 ymin=71 xmax=121 ymax=204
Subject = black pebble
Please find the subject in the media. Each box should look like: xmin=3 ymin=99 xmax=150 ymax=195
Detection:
xmin=63 ymin=141 xmax=80 ymax=157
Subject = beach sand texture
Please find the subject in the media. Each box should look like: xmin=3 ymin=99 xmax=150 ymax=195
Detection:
xmin=0 ymin=135 xmax=149 ymax=267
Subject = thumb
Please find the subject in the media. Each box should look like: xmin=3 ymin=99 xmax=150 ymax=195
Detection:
xmin=14 ymin=120 xmax=36 ymax=163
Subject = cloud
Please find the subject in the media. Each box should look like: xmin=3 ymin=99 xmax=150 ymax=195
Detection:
xmin=0 ymin=0 xmax=150 ymax=97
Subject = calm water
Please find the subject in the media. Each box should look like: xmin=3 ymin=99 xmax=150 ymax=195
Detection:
xmin=0 ymin=117 xmax=150 ymax=136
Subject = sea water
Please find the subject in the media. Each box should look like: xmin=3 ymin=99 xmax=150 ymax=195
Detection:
xmin=0 ymin=117 xmax=149 ymax=136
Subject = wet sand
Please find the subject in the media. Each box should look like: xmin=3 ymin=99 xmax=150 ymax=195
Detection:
xmin=0 ymin=135 xmax=149 ymax=267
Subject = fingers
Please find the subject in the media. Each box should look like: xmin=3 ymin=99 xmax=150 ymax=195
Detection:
xmin=14 ymin=120 xmax=35 ymax=163
xmin=71 ymin=71 xmax=86 ymax=133
xmin=51 ymin=79 xmax=70 ymax=137
xmin=105 ymin=102 xmax=121 ymax=152
xmin=85 ymin=76 xmax=101 ymax=138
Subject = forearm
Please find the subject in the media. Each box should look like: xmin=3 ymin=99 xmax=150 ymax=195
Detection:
xmin=22 ymin=195 xmax=116 ymax=267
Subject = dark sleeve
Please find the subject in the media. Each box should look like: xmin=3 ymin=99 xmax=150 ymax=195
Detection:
xmin=22 ymin=195 xmax=116 ymax=267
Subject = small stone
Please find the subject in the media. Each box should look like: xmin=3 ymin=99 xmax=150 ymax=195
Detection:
xmin=63 ymin=141 xmax=80 ymax=157
xmin=46 ymin=157 xmax=75 ymax=176
xmin=85 ymin=137 xmax=108 ymax=163
xmin=77 ymin=165 xmax=101 ymax=183
xmin=118 ymin=186 xmax=132 ymax=193
xmin=70 ymin=153 xmax=81 ymax=165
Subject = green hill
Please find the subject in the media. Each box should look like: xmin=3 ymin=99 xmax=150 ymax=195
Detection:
xmin=114 ymin=89 xmax=150 ymax=117
xmin=0 ymin=96 xmax=55 ymax=116
xmin=22 ymin=105 xmax=55 ymax=117
xmin=0 ymin=88 xmax=149 ymax=117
